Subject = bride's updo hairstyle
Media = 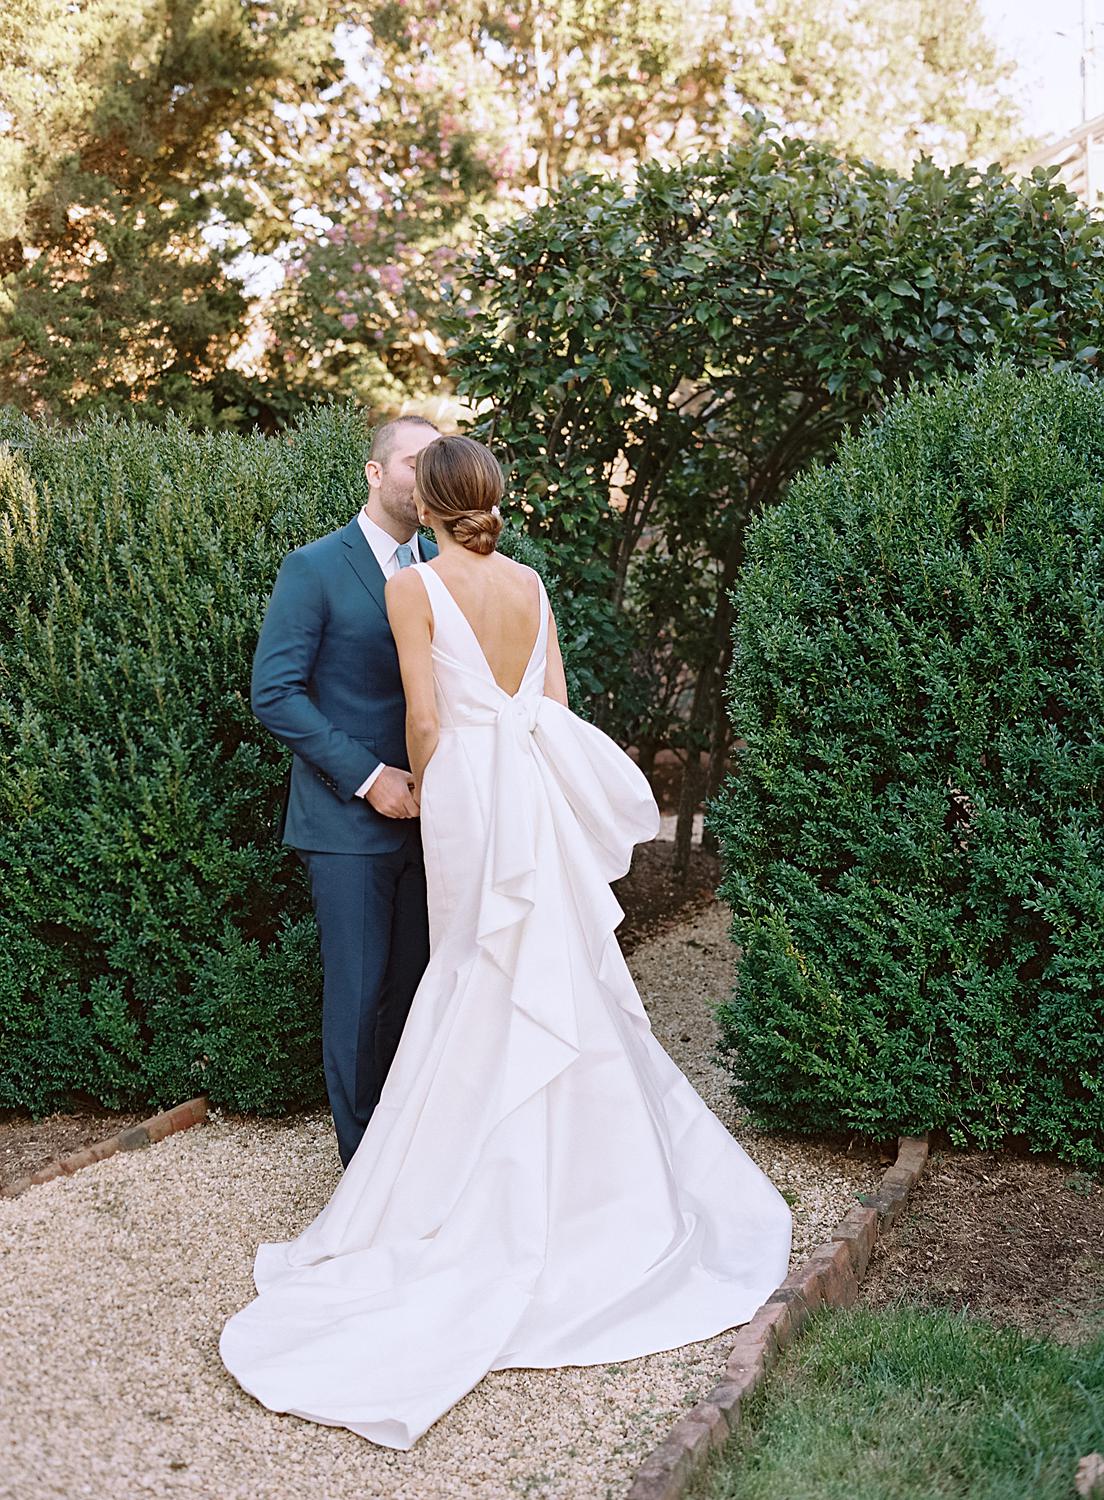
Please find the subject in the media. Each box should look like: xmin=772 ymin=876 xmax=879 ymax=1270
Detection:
xmin=415 ymin=434 xmax=504 ymax=556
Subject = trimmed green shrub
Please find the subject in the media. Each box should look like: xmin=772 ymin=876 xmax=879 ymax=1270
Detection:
xmin=713 ymin=363 xmax=1104 ymax=1169
xmin=0 ymin=405 xmax=579 ymax=1116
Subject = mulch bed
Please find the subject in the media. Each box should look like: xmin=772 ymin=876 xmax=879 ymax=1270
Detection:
xmin=0 ymin=840 xmax=721 ymax=1193
xmin=612 ymin=840 xmax=721 ymax=956
xmin=859 ymin=1143 xmax=1104 ymax=1344
xmin=0 ymin=1102 xmax=154 ymax=1190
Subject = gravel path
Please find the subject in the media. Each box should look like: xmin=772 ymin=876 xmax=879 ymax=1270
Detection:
xmin=0 ymin=903 xmax=883 ymax=1500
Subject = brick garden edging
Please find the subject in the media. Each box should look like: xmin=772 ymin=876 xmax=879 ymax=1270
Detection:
xmin=626 ymin=1134 xmax=931 ymax=1500
xmin=0 ymin=1095 xmax=209 ymax=1199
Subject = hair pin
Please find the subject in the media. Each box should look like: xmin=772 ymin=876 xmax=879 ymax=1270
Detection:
xmin=490 ymin=504 xmax=501 ymax=517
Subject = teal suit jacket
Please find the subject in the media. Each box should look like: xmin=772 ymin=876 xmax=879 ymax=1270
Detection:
xmin=251 ymin=517 xmax=439 ymax=853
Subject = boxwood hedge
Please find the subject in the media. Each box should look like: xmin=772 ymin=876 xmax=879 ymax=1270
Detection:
xmin=713 ymin=364 xmax=1104 ymax=1170
xmin=0 ymin=404 xmax=575 ymax=1115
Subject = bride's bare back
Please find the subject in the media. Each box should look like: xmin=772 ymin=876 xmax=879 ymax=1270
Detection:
xmin=425 ymin=554 xmax=543 ymax=698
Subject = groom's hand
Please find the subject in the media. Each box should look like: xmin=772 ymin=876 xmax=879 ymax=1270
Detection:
xmin=363 ymin=766 xmax=419 ymax=818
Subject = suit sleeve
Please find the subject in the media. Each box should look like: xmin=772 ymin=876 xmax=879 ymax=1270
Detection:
xmin=251 ymin=549 xmax=382 ymax=802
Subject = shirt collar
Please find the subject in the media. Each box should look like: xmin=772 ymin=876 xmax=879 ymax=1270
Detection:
xmin=357 ymin=507 xmax=420 ymax=571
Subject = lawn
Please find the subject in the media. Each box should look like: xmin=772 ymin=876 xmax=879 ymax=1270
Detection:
xmin=686 ymin=1302 xmax=1104 ymax=1500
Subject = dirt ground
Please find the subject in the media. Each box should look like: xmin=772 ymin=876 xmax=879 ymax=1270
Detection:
xmin=860 ymin=1143 xmax=1104 ymax=1345
xmin=611 ymin=838 xmax=721 ymax=953
xmin=0 ymin=841 xmax=721 ymax=1191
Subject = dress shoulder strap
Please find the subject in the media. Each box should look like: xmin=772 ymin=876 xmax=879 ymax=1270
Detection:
xmin=534 ymin=568 xmax=551 ymax=633
xmin=410 ymin=558 xmax=443 ymax=609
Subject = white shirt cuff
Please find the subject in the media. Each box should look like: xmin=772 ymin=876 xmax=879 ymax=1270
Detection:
xmin=355 ymin=763 xmax=385 ymax=799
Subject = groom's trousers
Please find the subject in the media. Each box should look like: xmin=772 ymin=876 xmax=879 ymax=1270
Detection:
xmin=298 ymin=832 xmax=430 ymax=1169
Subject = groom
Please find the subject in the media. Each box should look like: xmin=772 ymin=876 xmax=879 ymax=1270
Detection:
xmin=252 ymin=414 xmax=440 ymax=1168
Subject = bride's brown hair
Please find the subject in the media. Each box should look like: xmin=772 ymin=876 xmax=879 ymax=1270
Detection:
xmin=415 ymin=435 xmax=504 ymax=556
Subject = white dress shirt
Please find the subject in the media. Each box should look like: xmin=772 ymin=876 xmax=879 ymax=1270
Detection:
xmin=354 ymin=508 xmax=423 ymax=800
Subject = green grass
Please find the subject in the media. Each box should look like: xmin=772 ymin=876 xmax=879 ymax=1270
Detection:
xmin=686 ymin=1303 xmax=1104 ymax=1500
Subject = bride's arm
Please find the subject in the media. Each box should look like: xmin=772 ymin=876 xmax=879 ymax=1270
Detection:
xmin=543 ymin=605 xmax=569 ymax=707
xmin=385 ymin=569 xmax=439 ymax=799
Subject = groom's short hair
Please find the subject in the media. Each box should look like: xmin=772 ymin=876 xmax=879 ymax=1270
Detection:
xmin=369 ymin=414 xmax=440 ymax=468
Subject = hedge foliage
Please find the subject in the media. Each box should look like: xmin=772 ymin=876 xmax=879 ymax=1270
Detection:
xmin=0 ymin=404 xmax=577 ymax=1115
xmin=714 ymin=363 xmax=1104 ymax=1169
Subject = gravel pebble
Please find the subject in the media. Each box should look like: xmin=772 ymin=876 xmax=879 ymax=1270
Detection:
xmin=0 ymin=902 xmax=882 ymax=1500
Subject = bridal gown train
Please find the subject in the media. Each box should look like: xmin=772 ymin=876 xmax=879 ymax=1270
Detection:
xmin=219 ymin=561 xmax=793 ymax=1450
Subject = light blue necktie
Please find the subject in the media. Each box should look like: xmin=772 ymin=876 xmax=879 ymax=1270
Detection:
xmin=394 ymin=542 xmax=416 ymax=570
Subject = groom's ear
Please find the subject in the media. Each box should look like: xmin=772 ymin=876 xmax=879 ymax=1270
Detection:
xmin=365 ymin=459 xmax=382 ymax=491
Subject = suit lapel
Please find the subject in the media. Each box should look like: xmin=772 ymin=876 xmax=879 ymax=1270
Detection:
xmin=342 ymin=517 xmax=388 ymax=622
xmin=342 ymin=517 xmax=439 ymax=620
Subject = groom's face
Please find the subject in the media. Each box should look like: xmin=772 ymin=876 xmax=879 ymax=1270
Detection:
xmin=365 ymin=424 xmax=438 ymax=533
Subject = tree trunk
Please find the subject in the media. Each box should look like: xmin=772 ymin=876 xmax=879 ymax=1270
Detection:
xmin=681 ymin=522 xmax=750 ymax=870
xmin=702 ymin=672 xmax=732 ymax=856
xmin=672 ymin=663 xmax=714 ymax=885
xmin=636 ymin=735 xmax=658 ymax=793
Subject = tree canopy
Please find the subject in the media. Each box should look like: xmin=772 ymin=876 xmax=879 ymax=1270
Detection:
xmin=0 ymin=0 xmax=335 ymax=425
xmin=269 ymin=0 xmax=1027 ymax=408
xmin=0 ymin=0 xmax=1027 ymax=422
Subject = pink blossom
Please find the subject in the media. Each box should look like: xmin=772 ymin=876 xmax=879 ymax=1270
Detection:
xmin=496 ymin=144 xmax=523 ymax=177
xmin=339 ymin=312 xmax=358 ymax=329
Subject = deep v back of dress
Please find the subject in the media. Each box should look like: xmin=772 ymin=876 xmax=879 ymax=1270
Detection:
xmin=416 ymin=560 xmax=545 ymax=700
xmin=415 ymin=559 xmax=548 ymax=705
xmin=220 ymin=562 xmax=794 ymax=1450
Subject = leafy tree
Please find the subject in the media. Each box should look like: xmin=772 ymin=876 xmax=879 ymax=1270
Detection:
xmin=266 ymin=0 xmax=1027 ymax=408
xmin=0 ymin=0 xmax=337 ymax=425
xmin=739 ymin=0 xmax=1026 ymax=173
xmin=0 ymin=0 xmax=1034 ymax=423
xmin=447 ymin=123 xmax=1104 ymax=871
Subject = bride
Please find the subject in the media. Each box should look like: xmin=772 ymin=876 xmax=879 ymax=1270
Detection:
xmin=219 ymin=434 xmax=792 ymax=1450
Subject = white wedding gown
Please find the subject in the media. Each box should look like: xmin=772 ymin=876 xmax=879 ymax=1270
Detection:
xmin=219 ymin=561 xmax=792 ymax=1449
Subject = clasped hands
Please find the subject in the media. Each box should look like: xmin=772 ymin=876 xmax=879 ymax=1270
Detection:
xmin=363 ymin=764 xmax=420 ymax=818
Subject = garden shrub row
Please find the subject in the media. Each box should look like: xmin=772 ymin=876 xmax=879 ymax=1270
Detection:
xmin=0 ymin=404 xmax=575 ymax=1115
xmin=715 ymin=364 xmax=1104 ymax=1170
